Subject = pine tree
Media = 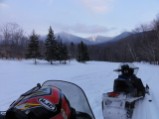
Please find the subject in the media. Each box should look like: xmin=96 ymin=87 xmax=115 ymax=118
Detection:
xmin=69 ymin=42 xmax=76 ymax=59
xmin=56 ymin=36 xmax=69 ymax=63
xmin=26 ymin=30 xmax=40 ymax=64
xmin=77 ymin=41 xmax=90 ymax=62
xmin=59 ymin=42 xmax=69 ymax=63
xmin=45 ymin=26 xmax=57 ymax=64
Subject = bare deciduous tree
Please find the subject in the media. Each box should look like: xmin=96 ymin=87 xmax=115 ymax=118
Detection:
xmin=0 ymin=22 xmax=27 ymax=59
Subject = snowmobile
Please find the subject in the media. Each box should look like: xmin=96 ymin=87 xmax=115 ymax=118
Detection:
xmin=102 ymin=63 xmax=152 ymax=119
xmin=0 ymin=80 xmax=95 ymax=119
xmin=102 ymin=84 xmax=151 ymax=119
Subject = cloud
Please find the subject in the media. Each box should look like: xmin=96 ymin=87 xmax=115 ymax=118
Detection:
xmin=0 ymin=2 xmax=8 ymax=9
xmin=80 ymin=0 xmax=114 ymax=13
xmin=55 ymin=23 xmax=114 ymax=34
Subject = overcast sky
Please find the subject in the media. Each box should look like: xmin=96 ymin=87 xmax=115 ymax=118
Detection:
xmin=0 ymin=0 xmax=159 ymax=37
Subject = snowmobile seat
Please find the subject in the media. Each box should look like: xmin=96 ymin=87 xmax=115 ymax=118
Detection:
xmin=113 ymin=79 xmax=130 ymax=93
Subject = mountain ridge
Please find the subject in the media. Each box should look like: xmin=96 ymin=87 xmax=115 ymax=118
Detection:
xmin=40 ymin=31 xmax=131 ymax=45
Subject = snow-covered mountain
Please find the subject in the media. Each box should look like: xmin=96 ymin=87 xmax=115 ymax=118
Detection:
xmin=56 ymin=32 xmax=131 ymax=45
xmin=40 ymin=31 xmax=131 ymax=45
xmin=94 ymin=31 xmax=132 ymax=46
xmin=86 ymin=35 xmax=112 ymax=44
xmin=110 ymin=31 xmax=131 ymax=42
xmin=56 ymin=32 xmax=92 ymax=45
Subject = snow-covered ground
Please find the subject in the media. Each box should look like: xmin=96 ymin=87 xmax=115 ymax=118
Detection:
xmin=0 ymin=59 xmax=159 ymax=119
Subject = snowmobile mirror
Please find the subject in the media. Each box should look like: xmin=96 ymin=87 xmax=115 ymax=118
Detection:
xmin=37 ymin=83 xmax=41 ymax=88
xmin=21 ymin=83 xmax=41 ymax=96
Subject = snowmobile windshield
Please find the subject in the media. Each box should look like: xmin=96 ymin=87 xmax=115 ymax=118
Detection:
xmin=42 ymin=80 xmax=95 ymax=119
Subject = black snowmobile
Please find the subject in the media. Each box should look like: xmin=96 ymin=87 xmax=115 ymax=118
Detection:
xmin=102 ymin=64 xmax=151 ymax=119
xmin=0 ymin=80 xmax=95 ymax=119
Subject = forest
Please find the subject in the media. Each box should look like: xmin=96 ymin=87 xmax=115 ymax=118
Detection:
xmin=0 ymin=16 xmax=159 ymax=64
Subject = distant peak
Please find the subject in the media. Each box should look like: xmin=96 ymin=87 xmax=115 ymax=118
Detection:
xmin=89 ymin=35 xmax=98 ymax=41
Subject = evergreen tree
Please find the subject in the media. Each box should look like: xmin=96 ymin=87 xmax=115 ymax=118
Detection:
xmin=56 ymin=36 xmax=69 ymax=63
xmin=59 ymin=42 xmax=69 ymax=63
xmin=26 ymin=30 xmax=40 ymax=64
xmin=69 ymin=42 xmax=76 ymax=59
xmin=45 ymin=26 xmax=57 ymax=64
xmin=77 ymin=41 xmax=90 ymax=62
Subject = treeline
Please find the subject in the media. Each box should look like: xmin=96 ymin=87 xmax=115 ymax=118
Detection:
xmin=89 ymin=16 xmax=159 ymax=64
xmin=1 ymin=15 xmax=159 ymax=64
xmin=0 ymin=23 xmax=90 ymax=64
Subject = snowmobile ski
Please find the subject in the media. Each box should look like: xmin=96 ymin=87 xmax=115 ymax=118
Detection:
xmin=145 ymin=84 xmax=152 ymax=102
xmin=126 ymin=96 xmax=143 ymax=103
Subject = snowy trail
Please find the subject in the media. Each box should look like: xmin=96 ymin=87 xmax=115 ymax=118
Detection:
xmin=0 ymin=60 xmax=159 ymax=119
xmin=132 ymin=92 xmax=159 ymax=119
xmin=146 ymin=92 xmax=159 ymax=119
xmin=69 ymin=68 xmax=115 ymax=119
